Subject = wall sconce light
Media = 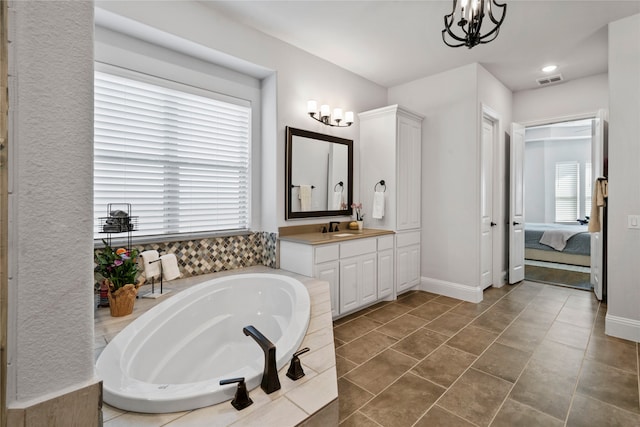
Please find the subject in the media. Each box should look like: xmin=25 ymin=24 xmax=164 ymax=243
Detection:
xmin=307 ymin=100 xmax=354 ymax=127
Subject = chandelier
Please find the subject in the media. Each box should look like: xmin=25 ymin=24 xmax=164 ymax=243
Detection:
xmin=442 ymin=0 xmax=507 ymax=49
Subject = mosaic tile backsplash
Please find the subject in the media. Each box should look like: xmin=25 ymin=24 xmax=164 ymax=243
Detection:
xmin=96 ymin=232 xmax=277 ymax=282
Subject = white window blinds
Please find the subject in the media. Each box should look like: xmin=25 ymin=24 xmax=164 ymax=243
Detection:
xmin=94 ymin=70 xmax=251 ymax=239
xmin=555 ymin=161 xmax=579 ymax=223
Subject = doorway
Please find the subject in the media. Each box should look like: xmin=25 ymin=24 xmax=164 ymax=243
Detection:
xmin=522 ymin=117 xmax=594 ymax=291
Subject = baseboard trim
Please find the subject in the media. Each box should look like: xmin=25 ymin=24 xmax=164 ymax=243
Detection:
xmin=420 ymin=277 xmax=483 ymax=303
xmin=605 ymin=314 xmax=640 ymax=343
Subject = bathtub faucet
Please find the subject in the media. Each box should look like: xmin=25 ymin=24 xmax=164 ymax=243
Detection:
xmin=242 ymin=325 xmax=281 ymax=394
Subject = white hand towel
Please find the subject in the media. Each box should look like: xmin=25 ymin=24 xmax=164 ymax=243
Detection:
xmin=372 ymin=191 xmax=385 ymax=219
xmin=140 ymin=250 xmax=161 ymax=280
xmin=299 ymin=185 xmax=312 ymax=211
xmin=160 ymin=253 xmax=181 ymax=281
xmin=331 ymin=191 xmax=343 ymax=210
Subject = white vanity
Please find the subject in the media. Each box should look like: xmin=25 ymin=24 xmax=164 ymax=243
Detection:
xmin=279 ymin=229 xmax=395 ymax=318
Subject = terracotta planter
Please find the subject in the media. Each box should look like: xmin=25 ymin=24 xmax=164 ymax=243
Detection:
xmin=107 ymin=283 xmax=138 ymax=317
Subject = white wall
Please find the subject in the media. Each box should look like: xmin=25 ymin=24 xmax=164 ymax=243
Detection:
xmin=606 ymin=13 xmax=640 ymax=342
xmin=513 ymin=73 xmax=608 ymax=124
xmin=388 ymin=63 xmax=511 ymax=299
xmin=7 ymin=0 xmax=97 ymax=404
xmin=389 ymin=64 xmax=478 ymax=291
xmin=96 ymin=1 xmax=388 ymax=232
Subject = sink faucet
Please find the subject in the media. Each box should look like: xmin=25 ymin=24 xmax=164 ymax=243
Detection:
xmin=242 ymin=325 xmax=281 ymax=394
xmin=329 ymin=221 xmax=340 ymax=232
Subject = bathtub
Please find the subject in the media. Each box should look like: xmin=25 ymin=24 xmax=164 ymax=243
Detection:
xmin=96 ymin=273 xmax=311 ymax=413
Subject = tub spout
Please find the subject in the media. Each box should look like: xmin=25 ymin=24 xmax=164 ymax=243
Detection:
xmin=242 ymin=325 xmax=281 ymax=394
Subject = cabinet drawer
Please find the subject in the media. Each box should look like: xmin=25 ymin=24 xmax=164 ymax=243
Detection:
xmin=396 ymin=231 xmax=420 ymax=247
xmin=377 ymin=235 xmax=394 ymax=251
xmin=315 ymin=244 xmax=339 ymax=263
xmin=340 ymin=238 xmax=376 ymax=258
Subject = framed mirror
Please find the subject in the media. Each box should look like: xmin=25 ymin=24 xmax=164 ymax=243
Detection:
xmin=285 ymin=127 xmax=353 ymax=219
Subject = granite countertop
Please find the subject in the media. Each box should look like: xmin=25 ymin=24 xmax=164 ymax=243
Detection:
xmin=278 ymin=228 xmax=395 ymax=245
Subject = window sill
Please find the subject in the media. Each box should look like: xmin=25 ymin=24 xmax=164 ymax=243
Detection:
xmin=94 ymin=230 xmax=254 ymax=248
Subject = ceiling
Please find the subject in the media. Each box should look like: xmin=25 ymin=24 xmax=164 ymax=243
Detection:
xmin=202 ymin=0 xmax=640 ymax=92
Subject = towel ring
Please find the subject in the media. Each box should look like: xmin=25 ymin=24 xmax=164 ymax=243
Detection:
xmin=334 ymin=181 xmax=344 ymax=192
xmin=374 ymin=180 xmax=386 ymax=192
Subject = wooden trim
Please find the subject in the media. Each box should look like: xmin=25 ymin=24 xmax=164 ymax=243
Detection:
xmin=0 ymin=1 xmax=9 ymax=426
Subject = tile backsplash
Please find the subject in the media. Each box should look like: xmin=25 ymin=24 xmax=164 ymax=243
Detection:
xmin=96 ymin=232 xmax=278 ymax=282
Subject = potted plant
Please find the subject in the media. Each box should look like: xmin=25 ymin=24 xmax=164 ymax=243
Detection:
xmin=94 ymin=240 xmax=140 ymax=317
xmin=351 ymin=202 xmax=365 ymax=230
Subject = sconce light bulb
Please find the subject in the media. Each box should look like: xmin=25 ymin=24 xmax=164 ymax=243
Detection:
xmin=307 ymin=100 xmax=317 ymax=114
xmin=320 ymin=105 xmax=331 ymax=118
xmin=345 ymin=111 xmax=354 ymax=124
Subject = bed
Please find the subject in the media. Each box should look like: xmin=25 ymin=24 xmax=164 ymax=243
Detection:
xmin=525 ymin=223 xmax=591 ymax=267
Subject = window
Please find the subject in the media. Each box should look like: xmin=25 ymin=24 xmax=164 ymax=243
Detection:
xmin=555 ymin=161 xmax=579 ymax=222
xmin=94 ymin=69 xmax=251 ymax=240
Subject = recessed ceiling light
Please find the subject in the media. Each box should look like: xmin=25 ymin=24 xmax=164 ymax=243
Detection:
xmin=542 ymin=65 xmax=558 ymax=73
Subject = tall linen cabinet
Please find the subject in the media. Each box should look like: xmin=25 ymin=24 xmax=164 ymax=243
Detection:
xmin=359 ymin=105 xmax=423 ymax=295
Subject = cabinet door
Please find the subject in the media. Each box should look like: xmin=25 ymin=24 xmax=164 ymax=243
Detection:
xmin=397 ymin=244 xmax=420 ymax=293
xmin=377 ymin=249 xmax=394 ymax=299
xmin=340 ymin=258 xmax=359 ymax=314
xmin=315 ymin=261 xmax=340 ymax=318
xmin=360 ymin=254 xmax=378 ymax=305
xmin=396 ymin=115 xmax=422 ymax=230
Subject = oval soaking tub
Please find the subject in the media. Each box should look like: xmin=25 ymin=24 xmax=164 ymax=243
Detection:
xmin=96 ymin=273 xmax=311 ymax=413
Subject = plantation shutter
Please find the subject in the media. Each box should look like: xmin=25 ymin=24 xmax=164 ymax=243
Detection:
xmin=555 ymin=161 xmax=579 ymax=223
xmin=94 ymin=70 xmax=251 ymax=239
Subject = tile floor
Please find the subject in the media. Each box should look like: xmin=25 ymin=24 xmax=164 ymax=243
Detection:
xmin=334 ymin=281 xmax=640 ymax=427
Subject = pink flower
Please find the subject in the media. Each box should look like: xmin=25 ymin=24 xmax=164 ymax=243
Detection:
xmin=114 ymin=259 xmax=123 ymax=267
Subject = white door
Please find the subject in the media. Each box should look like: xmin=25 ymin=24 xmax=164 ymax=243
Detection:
xmin=361 ymin=254 xmax=378 ymax=305
xmin=480 ymin=117 xmax=494 ymax=289
xmin=590 ymin=110 xmax=607 ymax=300
xmin=339 ymin=259 xmax=359 ymax=313
xmin=377 ymin=249 xmax=394 ymax=298
xmin=509 ymin=123 xmax=526 ymax=284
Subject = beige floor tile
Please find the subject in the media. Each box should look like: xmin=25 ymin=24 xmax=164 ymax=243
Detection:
xmin=491 ymin=398 xmax=564 ymax=427
xmin=408 ymin=301 xmax=452 ymax=321
xmin=339 ymin=411 xmax=379 ymax=427
xmin=333 ymin=316 xmax=382 ymax=343
xmin=438 ymin=368 xmax=512 ymax=427
xmin=567 ymin=393 xmax=640 ymax=427
xmin=585 ymin=335 xmax=639 ymax=373
xmin=375 ymin=313 xmax=427 ymax=340
xmin=336 ymin=354 xmax=358 ymax=378
xmin=509 ymin=360 xmax=577 ymax=420
xmin=337 ymin=378 xmax=374 ymax=422
xmin=432 ymin=295 xmax=462 ymax=307
xmin=424 ymin=312 xmax=473 ymax=337
xmin=576 ymin=359 xmax=640 ymax=414
xmin=446 ymin=325 xmax=498 ymax=356
xmin=414 ymin=405 xmax=476 ymax=427
xmin=361 ymin=373 xmax=445 ymax=427
xmin=491 ymin=298 xmax=529 ymax=315
xmin=344 ymin=349 xmax=416 ymax=395
xmin=473 ymin=342 xmax=530 ymax=383
xmin=412 ymin=345 xmax=476 ymax=388
xmin=545 ymin=321 xmax=592 ymax=350
xmin=496 ymin=320 xmax=548 ymax=354
xmin=471 ymin=307 xmax=518 ymax=334
xmin=365 ymin=303 xmax=411 ymax=323
xmin=449 ymin=301 xmax=492 ymax=319
xmin=392 ymin=327 xmax=448 ymax=360
xmin=396 ymin=290 xmax=437 ymax=308
xmin=555 ymin=305 xmax=597 ymax=329
xmin=336 ymin=330 xmax=398 ymax=365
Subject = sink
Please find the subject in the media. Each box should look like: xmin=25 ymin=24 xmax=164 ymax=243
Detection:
xmin=333 ymin=233 xmax=355 ymax=237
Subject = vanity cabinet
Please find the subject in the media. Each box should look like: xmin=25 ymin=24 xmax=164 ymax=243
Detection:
xmin=359 ymin=105 xmax=424 ymax=295
xmin=280 ymin=234 xmax=394 ymax=318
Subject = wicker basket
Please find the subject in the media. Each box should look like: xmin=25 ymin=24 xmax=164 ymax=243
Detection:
xmin=107 ymin=283 xmax=138 ymax=317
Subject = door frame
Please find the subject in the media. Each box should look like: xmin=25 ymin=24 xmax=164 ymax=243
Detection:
xmin=480 ymin=104 xmax=503 ymax=288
